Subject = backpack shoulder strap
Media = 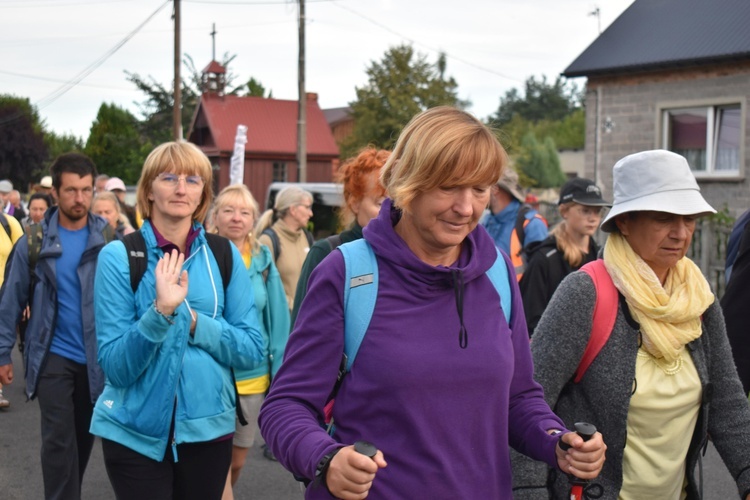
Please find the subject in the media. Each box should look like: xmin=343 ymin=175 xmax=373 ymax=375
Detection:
xmin=574 ymin=259 xmax=618 ymax=383
xmin=205 ymin=233 xmax=233 ymax=292
xmin=121 ymin=231 xmax=148 ymax=293
xmin=26 ymin=223 xmax=44 ymax=275
xmin=0 ymin=213 xmax=10 ymax=239
xmin=485 ymin=248 xmax=512 ymax=324
xmin=514 ymin=203 xmax=533 ymax=249
xmin=326 ymin=233 xmax=343 ymax=252
xmin=101 ymin=223 xmax=115 ymax=244
xmin=262 ymin=228 xmax=280 ymax=262
xmin=338 ymin=239 xmax=378 ymax=373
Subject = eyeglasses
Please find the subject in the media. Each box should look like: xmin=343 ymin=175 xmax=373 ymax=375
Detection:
xmin=298 ymin=203 xmax=313 ymax=211
xmin=156 ymin=173 xmax=204 ymax=189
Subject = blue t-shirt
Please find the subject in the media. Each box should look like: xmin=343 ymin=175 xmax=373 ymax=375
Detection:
xmin=50 ymin=225 xmax=90 ymax=364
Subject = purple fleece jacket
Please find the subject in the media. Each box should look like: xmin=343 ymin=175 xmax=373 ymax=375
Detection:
xmin=259 ymin=199 xmax=566 ymax=499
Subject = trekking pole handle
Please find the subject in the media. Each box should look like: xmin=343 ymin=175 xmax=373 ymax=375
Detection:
xmin=559 ymin=422 xmax=597 ymax=451
xmin=353 ymin=440 xmax=378 ymax=459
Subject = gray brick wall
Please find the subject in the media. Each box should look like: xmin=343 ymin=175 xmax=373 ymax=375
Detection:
xmin=581 ymin=65 xmax=750 ymax=218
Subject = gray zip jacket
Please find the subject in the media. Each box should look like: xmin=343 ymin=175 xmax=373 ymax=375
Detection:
xmin=512 ymin=271 xmax=750 ymax=499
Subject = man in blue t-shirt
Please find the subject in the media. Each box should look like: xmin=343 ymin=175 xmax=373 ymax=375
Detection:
xmin=481 ymin=167 xmax=547 ymax=280
xmin=0 ymin=153 xmax=112 ymax=500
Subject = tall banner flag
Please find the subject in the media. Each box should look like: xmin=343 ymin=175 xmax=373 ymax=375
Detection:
xmin=229 ymin=124 xmax=248 ymax=185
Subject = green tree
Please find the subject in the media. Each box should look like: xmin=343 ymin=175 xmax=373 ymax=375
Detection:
xmin=341 ymin=45 xmax=468 ymax=158
xmin=0 ymin=94 xmax=47 ymax=190
xmin=232 ymin=77 xmax=272 ymax=98
xmin=45 ymin=132 xmax=84 ymax=161
xmin=84 ymin=103 xmax=149 ymax=184
xmin=514 ymin=133 xmax=566 ymax=188
xmin=127 ymin=53 xmax=268 ymax=145
xmin=490 ymin=75 xmax=580 ymax=127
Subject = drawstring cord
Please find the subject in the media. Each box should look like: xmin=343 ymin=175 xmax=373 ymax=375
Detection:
xmin=452 ymin=269 xmax=468 ymax=349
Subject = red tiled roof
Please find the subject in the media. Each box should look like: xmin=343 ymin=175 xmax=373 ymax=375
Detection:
xmin=202 ymin=60 xmax=226 ymax=74
xmin=193 ymin=94 xmax=339 ymax=157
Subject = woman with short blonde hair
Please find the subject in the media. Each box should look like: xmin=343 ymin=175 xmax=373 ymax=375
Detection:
xmin=260 ymin=107 xmax=605 ymax=498
xmin=212 ymin=184 xmax=290 ymax=499
xmin=91 ymin=141 xmax=263 ymax=499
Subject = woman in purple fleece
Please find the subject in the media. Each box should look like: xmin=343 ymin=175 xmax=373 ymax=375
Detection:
xmin=259 ymin=106 xmax=606 ymax=499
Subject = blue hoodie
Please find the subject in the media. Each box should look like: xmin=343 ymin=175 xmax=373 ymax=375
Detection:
xmin=260 ymin=199 xmax=566 ymax=498
xmin=90 ymin=221 xmax=264 ymax=461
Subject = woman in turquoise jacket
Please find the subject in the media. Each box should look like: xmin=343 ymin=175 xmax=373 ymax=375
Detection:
xmin=90 ymin=142 xmax=264 ymax=500
xmin=211 ymin=184 xmax=290 ymax=499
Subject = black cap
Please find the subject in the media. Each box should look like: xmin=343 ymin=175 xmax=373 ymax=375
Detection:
xmin=558 ymin=178 xmax=611 ymax=207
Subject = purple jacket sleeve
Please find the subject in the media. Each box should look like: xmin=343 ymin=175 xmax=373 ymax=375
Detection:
xmin=503 ymin=252 xmax=568 ymax=467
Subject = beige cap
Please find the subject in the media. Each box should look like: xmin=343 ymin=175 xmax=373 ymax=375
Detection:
xmin=497 ymin=168 xmax=525 ymax=203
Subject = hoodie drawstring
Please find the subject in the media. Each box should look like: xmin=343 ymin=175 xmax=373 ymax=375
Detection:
xmin=452 ymin=269 xmax=468 ymax=349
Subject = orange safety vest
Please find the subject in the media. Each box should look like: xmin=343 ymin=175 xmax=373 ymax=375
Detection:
xmin=510 ymin=211 xmax=547 ymax=282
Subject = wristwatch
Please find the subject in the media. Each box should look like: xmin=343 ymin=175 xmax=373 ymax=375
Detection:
xmin=315 ymin=447 xmax=342 ymax=487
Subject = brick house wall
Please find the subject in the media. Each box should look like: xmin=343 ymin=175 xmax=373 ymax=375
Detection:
xmin=582 ymin=60 xmax=750 ymax=218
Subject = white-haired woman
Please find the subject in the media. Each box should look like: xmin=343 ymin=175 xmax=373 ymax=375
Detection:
xmin=212 ymin=184 xmax=290 ymax=499
xmin=513 ymin=150 xmax=750 ymax=499
xmin=256 ymin=186 xmax=314 ymax=310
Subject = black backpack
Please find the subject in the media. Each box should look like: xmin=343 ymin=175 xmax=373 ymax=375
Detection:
xmin=120 ymin=230 xmax=248 ymax=425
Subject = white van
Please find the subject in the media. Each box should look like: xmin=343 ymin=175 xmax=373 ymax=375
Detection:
xmin=264 ymin=182 xmax=344 ymax=238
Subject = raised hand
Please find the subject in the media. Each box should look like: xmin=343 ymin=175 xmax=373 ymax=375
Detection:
xmin=154 ymin=249 xmax=188 ymax=316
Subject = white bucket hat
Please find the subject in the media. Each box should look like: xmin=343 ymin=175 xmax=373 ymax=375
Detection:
xmin=600 ymin=150 xmax=715 ymax=233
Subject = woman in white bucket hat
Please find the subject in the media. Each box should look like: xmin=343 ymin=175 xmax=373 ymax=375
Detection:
xmin=513 ymin=150 xmax=750 ymax=499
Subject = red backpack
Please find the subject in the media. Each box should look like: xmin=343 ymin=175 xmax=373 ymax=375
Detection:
xmin=574 ymin=259 xmax=619 ymax=383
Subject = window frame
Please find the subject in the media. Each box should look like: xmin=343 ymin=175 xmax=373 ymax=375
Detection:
xmin=657 ymin=97 xmax=745 ymax=180
xmin=272 ymin=162 xmax=287 ymax=182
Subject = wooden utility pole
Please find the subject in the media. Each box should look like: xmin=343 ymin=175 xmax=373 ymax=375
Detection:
xmin=173 ymin=0 xmax=182 ymax=140
xmin=297 ymin=0 xmax=307 ymax=182
xmin=211 ymin=23 xmax=217 ymax=61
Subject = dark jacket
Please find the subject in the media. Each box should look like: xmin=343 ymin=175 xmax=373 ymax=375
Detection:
xmin=0 ymin=208 xmax=110 ymax=403
xmin=513 ymin=271 xmax=750 ymax=500
xmin=519 ymin=235 xmax=598 ymax=336
xmin=291 ymin=223 xmax=363 ymax=325
xmin=722 ymin=214 xmax=750 ymax=394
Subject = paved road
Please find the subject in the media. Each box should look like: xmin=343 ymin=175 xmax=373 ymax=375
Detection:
xmin=0 ymin=345 xmax=741 ymax=499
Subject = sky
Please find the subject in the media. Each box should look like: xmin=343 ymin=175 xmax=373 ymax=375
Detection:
xmin=2 ymin=0 xmax=635 ymax=141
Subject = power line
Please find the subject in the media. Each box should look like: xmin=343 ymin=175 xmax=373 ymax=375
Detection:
xmin=332 ymin=2 xmax=523 ymax=84
xmin=34 ymin=1 xmax=171 ymax=110
xmin=0 ymin=0 xmax=170 ymax=129
xmin=0 ymin=69 xmax=132 ymax=91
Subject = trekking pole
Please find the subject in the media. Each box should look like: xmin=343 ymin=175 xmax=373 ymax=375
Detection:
xmin=559 ymin=422 xmax=598 ymax=500
xmin=354 ymin=440 xmax=378 ymax=459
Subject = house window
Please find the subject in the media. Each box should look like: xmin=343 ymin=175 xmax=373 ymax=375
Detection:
xmin=662 ymin=104 xmax=741 ymax=175
xmin=272 ymin=162 xmax=287 ymax=182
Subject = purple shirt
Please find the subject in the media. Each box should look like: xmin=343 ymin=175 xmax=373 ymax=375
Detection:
xmin=150 ymin=221 xmax=200 ymax=258
xmin=260 ymin=200 xmax=565 ymax=499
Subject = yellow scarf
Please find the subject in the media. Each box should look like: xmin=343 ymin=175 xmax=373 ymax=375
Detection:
xmin=603 ymin=233 xmax=714 ymax=363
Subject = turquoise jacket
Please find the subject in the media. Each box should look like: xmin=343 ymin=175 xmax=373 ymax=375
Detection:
xmin=89 ymin=221 xmax=263 ymax=461
xmin=236 ymin=244 xmax=290 ymax=384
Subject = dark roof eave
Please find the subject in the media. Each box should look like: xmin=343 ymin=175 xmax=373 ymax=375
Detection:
xmin=563 ymin=52 xmax=750 ymax=79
